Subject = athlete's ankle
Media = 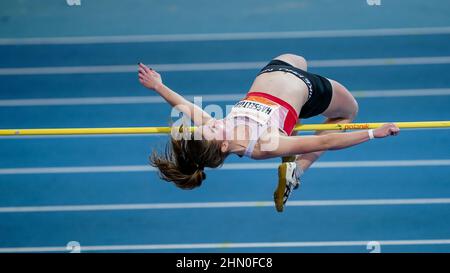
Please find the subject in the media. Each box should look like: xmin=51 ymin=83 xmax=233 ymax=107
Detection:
xmin=295 ymin=163 xmax=305 ymax=178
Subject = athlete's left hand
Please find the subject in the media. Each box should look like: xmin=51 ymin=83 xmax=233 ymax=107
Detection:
xmin=374 ymin=123 xmax=400 ymax=138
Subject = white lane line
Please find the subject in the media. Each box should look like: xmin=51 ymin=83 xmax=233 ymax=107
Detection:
xmin=0 ymin=96 xmax=167 ymax=106
xmin=0 ymin=160 xmax=449 ymax=175
xmin=1 ymin=88 xmax=449 ymax=107
xmin=1 ymin=56 xmax=450 ymax=75
xmin=1 ymin=26 xmax=450 ymax=45
xmin=0 ymin=94 xmax=237 ymax=106
xmin=311 ymin=56 xmax=450 ymax=67
xmin=2 ymin=239 xmax=450 ymax=252
xmin=0 ymin=165 xmax=151 ymax=175
xmin=1 ymin=198 xmax=450 ymax=213
xmin=352 ymin=88 xmax=450 ymax=98
xmin=220 ymin=160 xmax=450 ymax=170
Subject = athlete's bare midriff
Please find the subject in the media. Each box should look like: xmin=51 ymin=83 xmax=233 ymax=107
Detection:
xmin=248 ymin=71 xmax=310 ymax=115
xmin=228 ymin=71 xmax=311 ymax=158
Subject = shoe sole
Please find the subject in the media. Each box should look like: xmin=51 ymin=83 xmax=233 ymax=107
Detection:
xmin=274 ymin=163 xmax=288 ymax=212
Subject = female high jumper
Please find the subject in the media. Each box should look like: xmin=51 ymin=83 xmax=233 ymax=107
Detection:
xmin=138 ymin=54 xmax=400 ymax=212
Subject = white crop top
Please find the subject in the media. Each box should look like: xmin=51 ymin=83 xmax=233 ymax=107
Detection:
xmin=225 ymin=95 xmax=289 ymax=158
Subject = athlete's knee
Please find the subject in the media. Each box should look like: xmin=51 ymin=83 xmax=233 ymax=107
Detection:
xmin=352 ymin=99 xmax=359 ymax=119
xmin=335 ymin=100 xmax=358 ymax=122
xmin=332 ymin=80 xmax=358 ymax=120
xmin=343 ymin=104 xmax=358 ymax=122
xmin=347 ymin=96 xmax=359 ymax=121
xmin=275 ymin=53 xmax=308 ymax=70
xmin=343 ymin=98 xmax=359 ymax=122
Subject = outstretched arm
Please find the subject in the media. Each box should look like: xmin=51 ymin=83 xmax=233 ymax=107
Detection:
xmin=138 ymin=63 xmax=213 ymax=126
xmin=261 ymin=123 xmax=400 ymax=158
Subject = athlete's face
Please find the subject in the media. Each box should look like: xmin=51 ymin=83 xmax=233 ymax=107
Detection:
xmin=200 ymin=119 xmax=226 ymax=141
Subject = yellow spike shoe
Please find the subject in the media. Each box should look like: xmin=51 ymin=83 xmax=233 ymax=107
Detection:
xmin=274 ymin=162 xmax=300 ymax=212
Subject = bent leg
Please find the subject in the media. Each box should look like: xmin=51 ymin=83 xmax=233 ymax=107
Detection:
xmin=295 ymin=79 xmax=359 ymax=172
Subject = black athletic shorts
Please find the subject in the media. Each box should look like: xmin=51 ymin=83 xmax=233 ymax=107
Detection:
xmin=257 ymin=59 xmax=333 ymax=119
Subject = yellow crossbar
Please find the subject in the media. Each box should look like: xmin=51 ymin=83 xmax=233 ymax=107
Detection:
xmin=0 ymin=121 xmax=449 ymax=136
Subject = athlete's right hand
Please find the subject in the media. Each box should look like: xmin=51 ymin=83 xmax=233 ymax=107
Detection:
xmin=138 ymin=63 xmax=163 ymax=90
xmin=373 ymin=123 xmax=400 ymax=138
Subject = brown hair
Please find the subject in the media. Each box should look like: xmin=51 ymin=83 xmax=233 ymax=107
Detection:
xmin=150 ymin=131 xmax=229 ymax=190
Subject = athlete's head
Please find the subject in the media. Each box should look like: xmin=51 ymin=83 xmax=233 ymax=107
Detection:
xmin=150 ymin=122 xmax=229 ymax=189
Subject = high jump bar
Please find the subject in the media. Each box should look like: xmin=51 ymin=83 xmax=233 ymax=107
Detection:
xmin=0 ymin=121 xmax=449 ymax=136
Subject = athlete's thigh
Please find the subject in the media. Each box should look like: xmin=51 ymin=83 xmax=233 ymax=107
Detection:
xmin=321 ymin=79 xmax=359 ymax=119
